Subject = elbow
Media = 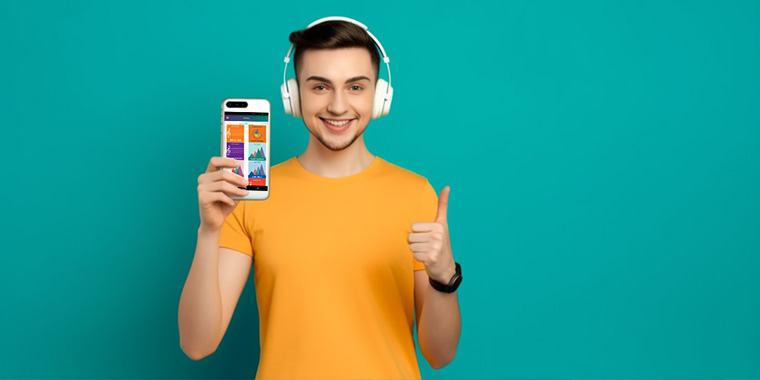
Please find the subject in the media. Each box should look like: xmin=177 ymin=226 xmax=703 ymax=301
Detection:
xmin=183 ymin=346 xmax=213 ymax=361
xmin=426 ymin=351 xmax=457 ymax=370
xmin=430 ymin=357 xmax=453 ymax=370
xmin=178 ymin=321 xmax=221 ymax=361
xmin=418 ymin=325 xmax=461 ymax=369
xmin=185 ymin=349 xmax=208 ymax=361
xmin=180 ymin=340 xmax=215 ymax=361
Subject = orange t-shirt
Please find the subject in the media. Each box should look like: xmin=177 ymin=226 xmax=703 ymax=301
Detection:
xmin=218 ymin=155 xmax=439 ymax=380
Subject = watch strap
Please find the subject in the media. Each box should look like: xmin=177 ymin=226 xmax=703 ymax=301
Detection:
xmin=429 ymin=262 xmax=462 ymax=293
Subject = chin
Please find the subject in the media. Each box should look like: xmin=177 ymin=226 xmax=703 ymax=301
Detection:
xmin=315 ymin=124 xmax=366 ymax=152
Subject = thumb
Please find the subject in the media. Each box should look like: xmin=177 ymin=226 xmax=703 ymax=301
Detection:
xmin=435 ymin=186 xmax=450 ymax=223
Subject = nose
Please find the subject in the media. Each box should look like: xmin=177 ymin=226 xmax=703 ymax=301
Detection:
xmin=326 ymin=89 xmax=348 ymax=115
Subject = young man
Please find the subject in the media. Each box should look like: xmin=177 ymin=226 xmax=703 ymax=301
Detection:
xmin=179 ymin=18 xmax=462 ymax=379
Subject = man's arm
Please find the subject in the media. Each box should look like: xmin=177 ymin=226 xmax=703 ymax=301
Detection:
xmin=177 ymin=227 xmax=252 ymax=360
xmin=414 ymin=268 xmax=461 ymax=369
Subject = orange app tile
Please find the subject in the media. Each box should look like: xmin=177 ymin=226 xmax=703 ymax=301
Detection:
xmin=249 ymin=126 xmax=266 ymax=143
xmin=226 ymin=125 xmax=244 ymax=142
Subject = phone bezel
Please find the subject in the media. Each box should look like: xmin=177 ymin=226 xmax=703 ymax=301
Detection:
xmin=221 ymin=98 xmax=271 ymax=201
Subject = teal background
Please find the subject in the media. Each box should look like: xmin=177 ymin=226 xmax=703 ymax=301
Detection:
xmin=1 ymin=0 xmax=759 ymax=378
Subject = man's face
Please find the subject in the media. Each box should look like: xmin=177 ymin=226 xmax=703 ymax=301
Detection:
xmin=297 ymin=47 xmax=376 ymax=152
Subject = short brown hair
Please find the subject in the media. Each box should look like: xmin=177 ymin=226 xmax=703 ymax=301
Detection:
xmin=289 ymin=20 xmax=381 ymax=84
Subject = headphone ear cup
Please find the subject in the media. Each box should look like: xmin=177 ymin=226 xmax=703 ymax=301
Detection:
xmin=281 ymin=78 xmax=301 ymax=117
xmin=382 ymin=83 xmax=393 ymax=117
xmin=372 ymin=79 xmax=392 ymax=119
xmin=281 ymin=81 xmax=293 ymax=115
xmin=288 ymin=78 xmax=301 ymax=118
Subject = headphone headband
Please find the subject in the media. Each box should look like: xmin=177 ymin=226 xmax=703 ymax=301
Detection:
xmin=281 ymin=16 xmax=392 ymax=97
xmin=307 ymin=16 xmax=367 ymax=29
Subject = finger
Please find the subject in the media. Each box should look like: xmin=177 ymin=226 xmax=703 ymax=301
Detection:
xmin=411 ymin=222 xmax=441 ymax=233
xmin=407 ymin=232 xmax=432 ymax=244
xmin=215 ymin=169 xmax=248 ymax=187
xmin=202 ymin=179 xmax=248 ymax=195
xmin=435 ymin=186 xmax=450 ymax=223
xmin=409 ymin=242 xmax=433 ymax=253
xmin=199 ymin=181 xmax=249 ymax=197
xmin=207 ymin=156 xmax=242 ymax=173
xmin=199 ymin=168 xmax=247 ymax=187
xmin=200 ymin=191 xmax=236 ymax=208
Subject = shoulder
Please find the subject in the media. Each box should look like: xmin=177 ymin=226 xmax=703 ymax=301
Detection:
xmin=380 ymin=158 xmax=439 ymax=223
xmin=376 ymin=157 xmax=430 ymax=187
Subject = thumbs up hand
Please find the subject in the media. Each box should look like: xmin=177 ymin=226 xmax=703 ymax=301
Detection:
xmin=408 ymin=186 xmax=457 ymax=284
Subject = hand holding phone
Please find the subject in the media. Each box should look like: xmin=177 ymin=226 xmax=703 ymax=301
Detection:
xmin=197 ymin=157 xmax=249 ymax=232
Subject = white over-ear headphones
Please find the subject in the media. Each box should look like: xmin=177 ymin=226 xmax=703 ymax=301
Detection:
xmin=280 ymin=16 xmax=393 ymax=119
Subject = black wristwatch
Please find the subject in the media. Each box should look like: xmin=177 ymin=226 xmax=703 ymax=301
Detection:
xmin=429 ymin=262 xmax=462 ymax=293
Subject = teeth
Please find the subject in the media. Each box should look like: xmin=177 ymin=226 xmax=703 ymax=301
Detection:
xmin=324 ymin=119 xmax=350 ymax=127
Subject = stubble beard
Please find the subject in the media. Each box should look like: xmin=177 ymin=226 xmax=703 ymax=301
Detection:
xmin=309 ymin=122 xmax=367 ymax=152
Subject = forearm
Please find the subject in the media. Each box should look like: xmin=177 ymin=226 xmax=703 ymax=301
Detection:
xmin=418 ymin=286 xmax=461 ymax=369
xmin=177 ymin=226 xmax=224 ymax=360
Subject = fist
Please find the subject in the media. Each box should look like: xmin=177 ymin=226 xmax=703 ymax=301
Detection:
xmin=408 ymin=186 xmax=456 ymax=283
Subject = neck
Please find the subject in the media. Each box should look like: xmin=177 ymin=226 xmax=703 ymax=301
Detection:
xmin=297 ymin=135 xmax=375 ymax=178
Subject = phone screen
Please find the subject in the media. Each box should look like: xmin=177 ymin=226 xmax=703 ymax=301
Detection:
xmin=223 ymin=111 xmax=269 ymax=191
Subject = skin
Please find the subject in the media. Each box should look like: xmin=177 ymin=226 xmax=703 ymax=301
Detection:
xmin=295 ymin=47 xmax=377 ymax=178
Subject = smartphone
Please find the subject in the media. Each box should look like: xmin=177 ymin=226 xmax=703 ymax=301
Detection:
xmin=221 ymin=98 xmax=270 ymax=200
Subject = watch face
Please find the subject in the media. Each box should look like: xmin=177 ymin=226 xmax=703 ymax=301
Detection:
xmin=447 ymin=263 xmax=461 ymax=290
xmin=450 ymin=274 xmax=462 ymax=290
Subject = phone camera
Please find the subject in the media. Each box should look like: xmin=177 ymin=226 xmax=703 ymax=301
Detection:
xmin=227 ymin=101 xmax=248 ymax=108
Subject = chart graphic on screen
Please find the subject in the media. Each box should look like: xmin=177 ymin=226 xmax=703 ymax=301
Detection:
xmin=248 ymin=163 xmax=266 ymax=186
xmin=248 ymin=143 xmax=267 ymax=161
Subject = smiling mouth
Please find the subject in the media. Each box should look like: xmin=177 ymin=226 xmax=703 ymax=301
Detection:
xmin=320 ymin=118 xmax=354 ymax=127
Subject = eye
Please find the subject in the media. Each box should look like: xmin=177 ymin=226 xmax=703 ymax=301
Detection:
xmin=313 ymin=84 xmax=328 ymax=91
xmin=349 ymin=85 xmax=363 ymax=92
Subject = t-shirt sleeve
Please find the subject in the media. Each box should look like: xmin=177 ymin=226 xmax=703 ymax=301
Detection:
xmin=413 ymin=178 xmax=439 ymax=271
xmin=218 ymin=202 xmax=254 ymax=257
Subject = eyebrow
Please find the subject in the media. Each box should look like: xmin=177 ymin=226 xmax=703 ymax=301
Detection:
xmin=305 ymin=75 xmax=371 ymax=84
